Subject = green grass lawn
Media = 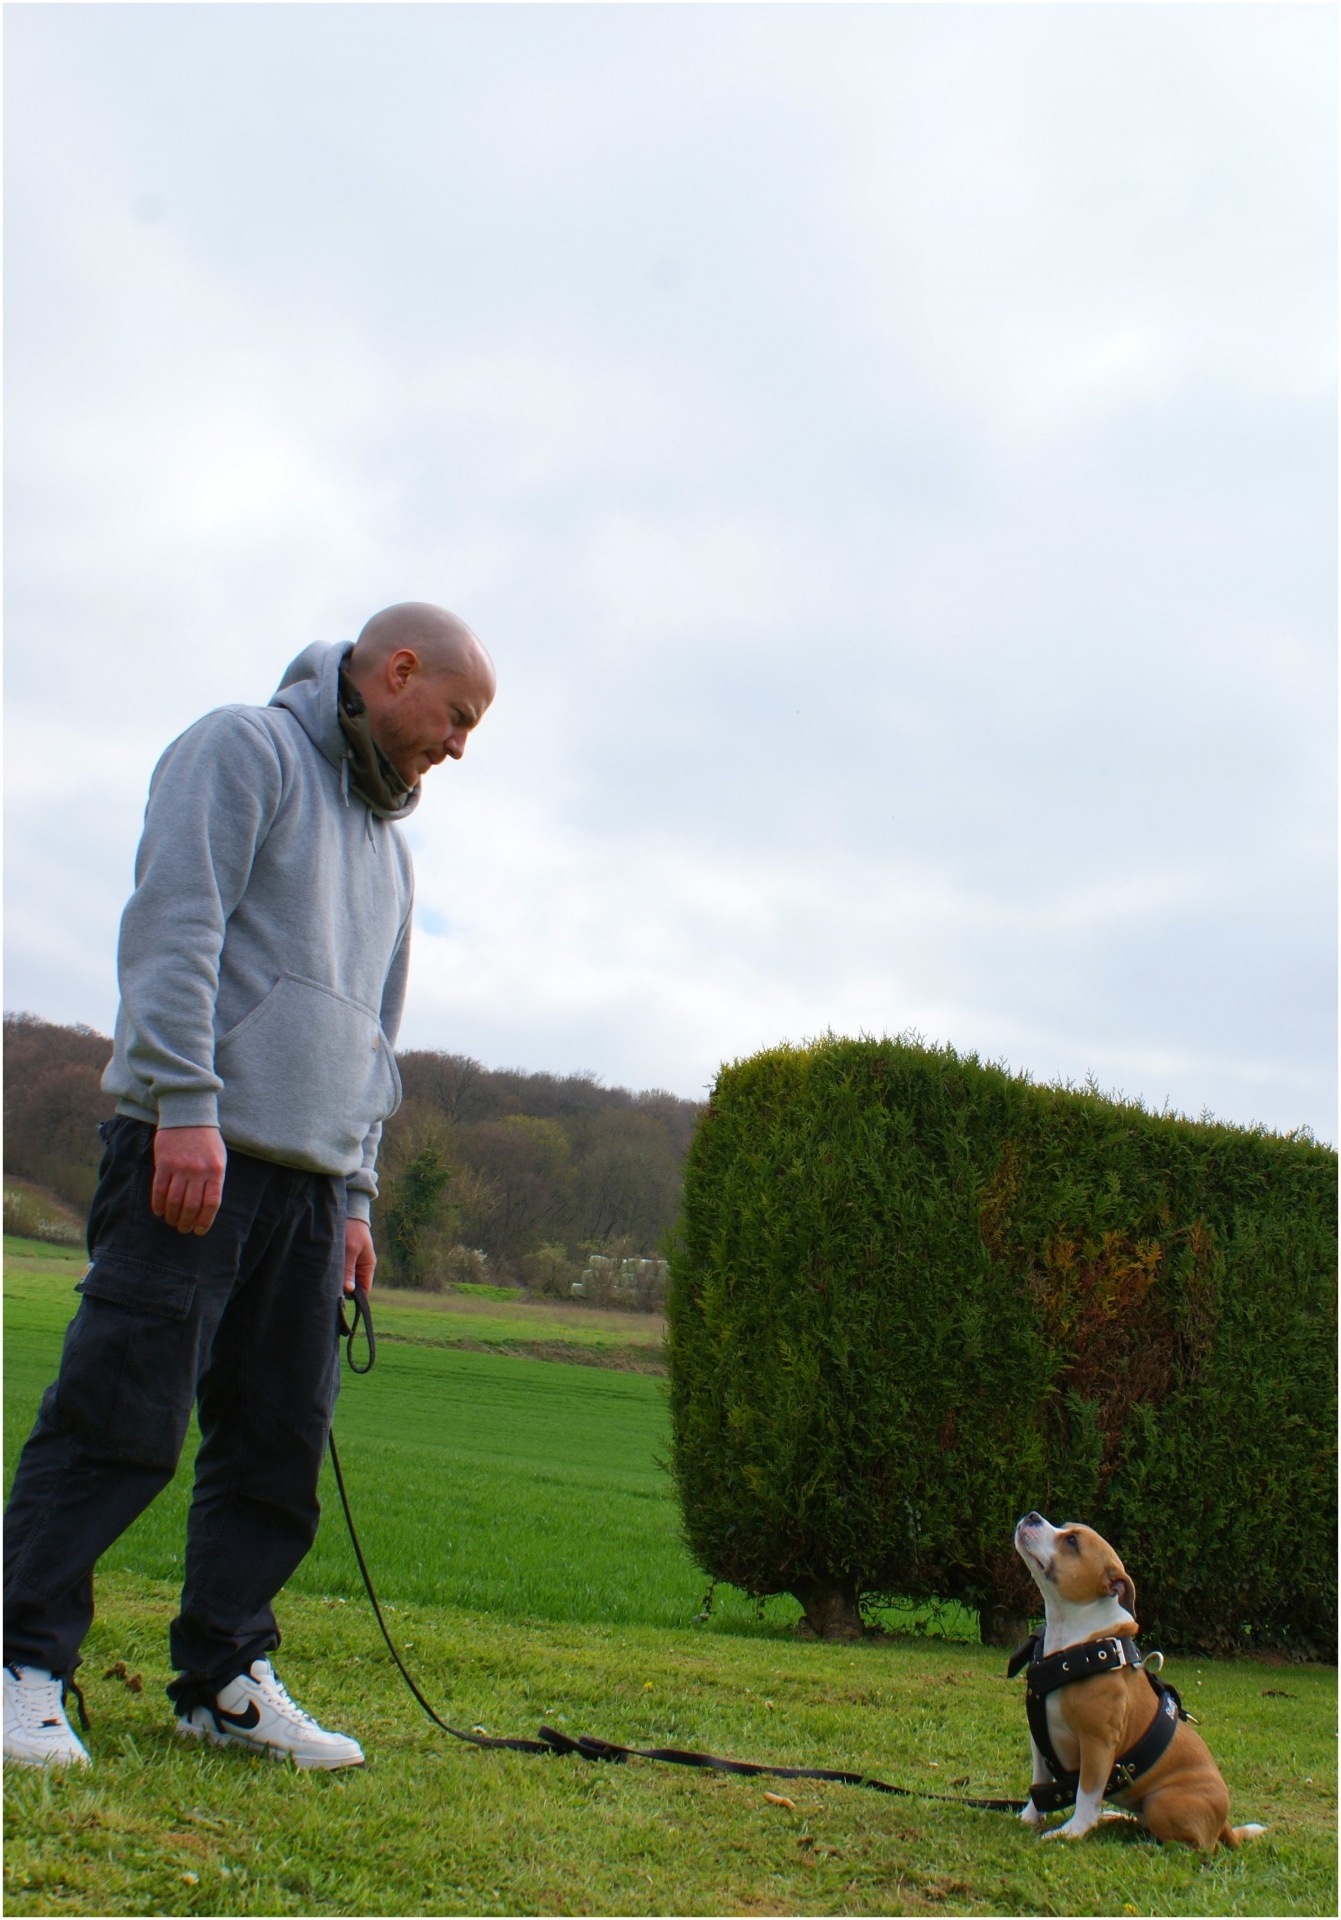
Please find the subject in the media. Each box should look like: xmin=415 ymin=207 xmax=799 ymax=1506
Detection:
xmin=5 ymin=1240 xmax=1336 ymax=1916
xmin=365 ymin=1282 xmax=668 ymax=1369
xmin=2 ymin=1245 xmax=737 ymax=1634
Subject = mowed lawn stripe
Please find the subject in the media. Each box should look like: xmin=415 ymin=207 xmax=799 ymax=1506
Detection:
xmin=306 ymin=1340 xmax=694 ymax=1624
xmin=3 ymin=1245 xmax=706 ymax=1631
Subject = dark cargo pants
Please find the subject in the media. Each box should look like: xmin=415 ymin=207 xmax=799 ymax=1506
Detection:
xmin=3 ymin=1117 xmax=345 ymax=1702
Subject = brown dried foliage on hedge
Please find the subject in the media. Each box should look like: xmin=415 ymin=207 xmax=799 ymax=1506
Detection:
xmin=666 ymin=1036 xmax=1336 ymax=1654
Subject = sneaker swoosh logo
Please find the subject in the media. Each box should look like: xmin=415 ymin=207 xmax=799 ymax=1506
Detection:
xmin=214 ymin=1702 xmax=262 ymax=1731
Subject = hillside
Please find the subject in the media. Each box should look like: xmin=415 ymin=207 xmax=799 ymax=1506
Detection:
xmin=1 ymin=1012 xmax=701 ymax=1291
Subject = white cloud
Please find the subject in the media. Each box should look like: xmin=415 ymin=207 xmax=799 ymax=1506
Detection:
xmin=4 ymin=2 xmax=1334 ymax=1142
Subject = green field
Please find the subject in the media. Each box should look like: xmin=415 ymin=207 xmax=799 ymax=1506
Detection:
xmin=4 ymin=1240 xmax=1336 ymax=1916
xmin=2 ymin=1243 xmax=775 ymax=1635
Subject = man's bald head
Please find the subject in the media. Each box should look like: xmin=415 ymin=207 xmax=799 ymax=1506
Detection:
xmin=350 ymin=602 xmax=492 ymax=684
xmin=345 ymin=601 xmax=496 ymax=786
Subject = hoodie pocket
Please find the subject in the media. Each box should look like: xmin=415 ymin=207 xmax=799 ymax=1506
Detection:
xmin=215 ymin=973 xmax=401 ymax=1173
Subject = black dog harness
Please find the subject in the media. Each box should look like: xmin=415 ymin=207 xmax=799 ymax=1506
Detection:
xmin=1007 ymin=1631 xmax=1190 ymax=1815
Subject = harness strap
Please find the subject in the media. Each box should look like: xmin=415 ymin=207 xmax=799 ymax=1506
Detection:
xmin=1008 ymin=1631 xmax=1188 ymax=1813
xmin=1101 ymin=1681 xmax=1185 ymax=1794
xmin=1008 ymin=1630 xmax=1146 ymax=1692
xmin=1006 ymin=1632 xmax=1041 ymax=1680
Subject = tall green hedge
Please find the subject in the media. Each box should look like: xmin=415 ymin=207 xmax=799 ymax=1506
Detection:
xmin=666 ymin=1037 xmax=1336 ymax=1653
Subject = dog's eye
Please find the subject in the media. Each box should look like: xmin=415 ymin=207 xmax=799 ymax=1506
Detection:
xmin=1062 ymin=1532 xmax=1082 ymax=1552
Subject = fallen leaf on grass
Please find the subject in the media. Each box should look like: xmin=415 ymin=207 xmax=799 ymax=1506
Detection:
xmin=763 ymin=1792 xmax=796 ymax=1809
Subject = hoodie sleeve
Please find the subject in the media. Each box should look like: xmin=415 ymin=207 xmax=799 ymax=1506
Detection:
xmin=344 ymin=902 xmax=413 ymax=1223
xmin=113 ymin=709 xmax=285 ymax=1130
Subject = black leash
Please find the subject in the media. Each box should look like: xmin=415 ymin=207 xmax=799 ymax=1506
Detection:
xmin=330 ymin=1287 xmax=1025 ymax=1814
xmin=327 ymin=1426 xmax=554 ymax=1756
xmin=338 ymin=1284 xmax=376 ymax=1374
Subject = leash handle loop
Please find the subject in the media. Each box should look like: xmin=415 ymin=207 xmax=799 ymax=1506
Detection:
xmin=338 ymin=1285 xmax=376 ymax=1374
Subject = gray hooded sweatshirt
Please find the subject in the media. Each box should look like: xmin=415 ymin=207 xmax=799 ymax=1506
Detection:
xmin=102 ymin=641 xmax=415 ymax=1222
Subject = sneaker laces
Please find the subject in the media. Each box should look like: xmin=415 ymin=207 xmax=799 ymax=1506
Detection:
xmin=5 ymin=1665 xmax=84 ymax=1734
xmin=253 ymin=1664 xmax=324 ymax=1731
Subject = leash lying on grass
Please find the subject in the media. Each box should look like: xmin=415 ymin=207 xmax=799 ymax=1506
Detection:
xmin=332 ymin=1288 xmax=1025 ymax=1815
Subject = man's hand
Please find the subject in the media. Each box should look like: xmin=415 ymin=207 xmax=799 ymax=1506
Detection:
xmin=152 ymin=1125 xmax=227 ymax=1235
xmin=345 ymin=1218 xmax=376 ymax=1296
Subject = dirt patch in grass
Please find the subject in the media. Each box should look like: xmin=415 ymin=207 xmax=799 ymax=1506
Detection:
xmin=379 ymin=1332 xmax=667 ymax=1374
xmin=373 ymin=1284 xmax=665 ymax=1341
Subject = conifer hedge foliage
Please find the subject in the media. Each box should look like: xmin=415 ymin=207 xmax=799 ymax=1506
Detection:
xmin=666 ymin=1037 xmax=1336 ymax=1653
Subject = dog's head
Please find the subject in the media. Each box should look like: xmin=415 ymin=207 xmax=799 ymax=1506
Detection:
xmin=1013 ymin=1510 xmax=1137 ymax=1619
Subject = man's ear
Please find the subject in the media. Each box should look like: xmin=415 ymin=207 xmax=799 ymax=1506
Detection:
xmin=388 ymin=648 xmax=420 ymax=691
xmin=1109 ymin=1571 xmax=1136 ymax=1615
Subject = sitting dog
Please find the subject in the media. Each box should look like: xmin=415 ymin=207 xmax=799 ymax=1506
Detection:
xmin=1011 ymin=1511 xmax=1265 ymax=1850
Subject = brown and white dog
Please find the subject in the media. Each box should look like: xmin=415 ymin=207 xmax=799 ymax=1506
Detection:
xmin=1013 ymin=1512 xmax=1265 ymax=1850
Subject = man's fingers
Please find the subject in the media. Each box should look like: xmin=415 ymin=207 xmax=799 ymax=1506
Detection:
xmin=344 ymin=1221 xmax=377 ymax=1295
xmin=152 ymin=1127 xmax=227 ymax=1236
xmin=191 ymin=1187 xmax=223 ymax=1235
xmin=160 ymin=1172 xmax=185 ymax=1229
xmin=166 ymin=1173 xmax=200 ymax=1233
xmin=343 ymin=1248 xmax=376 ymax=1294
xmin=158 ymin=1171 xmax=223 ymax=1236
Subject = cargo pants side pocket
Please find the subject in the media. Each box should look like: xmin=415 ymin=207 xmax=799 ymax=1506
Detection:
xmin=51 ymin=1259 xmax=203 ymax=1473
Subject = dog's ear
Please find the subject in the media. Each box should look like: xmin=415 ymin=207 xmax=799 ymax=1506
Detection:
xmin=1109 ymin=1571 xmax=1136 ymax=1615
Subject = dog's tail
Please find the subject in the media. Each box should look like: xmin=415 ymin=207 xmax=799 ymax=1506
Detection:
xmin=1220 ymin=1823 xmax=1268 ymax=1848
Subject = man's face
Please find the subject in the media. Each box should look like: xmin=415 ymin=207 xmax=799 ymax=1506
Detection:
xmin=371 ymin=661 xmax=494 ymax=786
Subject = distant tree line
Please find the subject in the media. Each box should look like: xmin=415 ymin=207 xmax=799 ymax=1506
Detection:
xmin=375 ymin=1052 xmax=700 ymax=1296
xmin=2 ymin=1014 xmax=701 ymax=1297
xmin=3 ymin=1013 xmax=117 ymax=1213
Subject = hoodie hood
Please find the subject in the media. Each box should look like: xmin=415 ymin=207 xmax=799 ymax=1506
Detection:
xmin=270 ymin=641 xmax=421 ymax=823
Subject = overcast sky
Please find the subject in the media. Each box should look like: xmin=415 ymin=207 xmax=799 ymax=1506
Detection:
xmin=4 ymin=3 xmax=1336 ymax=1141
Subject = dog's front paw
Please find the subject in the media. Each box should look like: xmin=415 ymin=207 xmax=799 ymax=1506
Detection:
xmin=1040 ymin=1819 xmax=1091 ymax=1843
xmin=1020 ymin=1800 xmax=1046 ymax=1830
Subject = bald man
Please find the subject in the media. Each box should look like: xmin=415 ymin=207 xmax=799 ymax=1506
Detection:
xmin=3 ymin=605 xmax=494 ymax=1772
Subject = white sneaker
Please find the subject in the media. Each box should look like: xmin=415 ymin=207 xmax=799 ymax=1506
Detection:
xmin=3 ymin=1662 xmax=92 ymax=1768
xmin=176 ymin=1659 xmax=364 ymax=1770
